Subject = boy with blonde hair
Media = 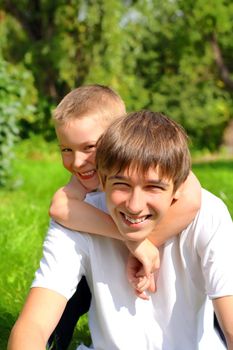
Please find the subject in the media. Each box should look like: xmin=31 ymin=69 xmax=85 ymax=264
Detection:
xmin=8 ymin=110 xmax=233 ymax=349
xmin=49 ymin=84 xmax=129 ymax=349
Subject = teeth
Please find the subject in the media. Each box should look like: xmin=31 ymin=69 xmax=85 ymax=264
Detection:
xmin=80 ymin=170 xmax=95 ymax=176
xmin=124 ymin=214 xmax=147 ymax=224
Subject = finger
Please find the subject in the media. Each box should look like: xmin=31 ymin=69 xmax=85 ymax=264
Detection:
xmin=135 ymin=272 xmax=158 ymax=293
xmin=135 ymin=289 xmax=149 ymax=301
xmin=135 ymin=277 xmax=152 ymax=293
xmin=130 ymin=277 xmax=146 ymax=290
xmin=127 ymin=267 xmax=139 ymax=283
xmin=135 ymin=265 xmax=146 ymax=278
xmin=147 ymin=273 xmax=157 ymax=293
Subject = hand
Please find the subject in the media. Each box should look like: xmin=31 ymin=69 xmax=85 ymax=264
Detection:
xmin=126 ymin=254 xmax=157 ymax=300
xmin=126 ymin=239 xmax=160 ymax=277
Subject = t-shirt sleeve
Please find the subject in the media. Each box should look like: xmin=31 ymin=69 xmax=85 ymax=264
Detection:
xmin=196 ymin=190 xmax=233 ymax=299
xmin=85 ymin=192 xmax=108 ymax=213
xmin=31 ymin=220 xmax=89 ymax=300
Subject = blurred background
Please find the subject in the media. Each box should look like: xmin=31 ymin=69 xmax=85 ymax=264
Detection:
xmin=0 ymin=0 xmax=233 ymax=348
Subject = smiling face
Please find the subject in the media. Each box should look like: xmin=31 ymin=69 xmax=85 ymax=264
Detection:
xmin=105 ymin=166 xmax=181 ymax=241
xmin=55 ymin=115 xmax=106 ymax=191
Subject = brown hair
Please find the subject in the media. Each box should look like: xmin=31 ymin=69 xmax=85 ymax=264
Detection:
xmin=53 ymin=84 xmax=126 ymax=126
xmin=96 ymin=110 xmax=191 ymax=192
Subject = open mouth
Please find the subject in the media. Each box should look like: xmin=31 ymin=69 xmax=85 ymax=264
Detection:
xmin=120 ymin=212 xmax=152 ymax=225
xmin=77 ymin=170 xmax=96 ymax=180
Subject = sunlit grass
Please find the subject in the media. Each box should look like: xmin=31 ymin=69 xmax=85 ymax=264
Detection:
xmin=193 ymin=159 xmax=233 ymax=216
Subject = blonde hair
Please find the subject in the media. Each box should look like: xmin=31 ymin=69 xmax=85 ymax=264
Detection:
xmin=96 ymin=110 xmax=191 ymax=192
xmin=53 ymin=84 xmax=126 ymax=126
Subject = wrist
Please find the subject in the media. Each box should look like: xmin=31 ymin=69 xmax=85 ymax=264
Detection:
xmin=125 ymin=239 xmax=145 ymax=253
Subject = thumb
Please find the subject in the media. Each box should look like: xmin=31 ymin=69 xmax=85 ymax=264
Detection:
xmin=147 ymin=273 xmax=157 ymax=293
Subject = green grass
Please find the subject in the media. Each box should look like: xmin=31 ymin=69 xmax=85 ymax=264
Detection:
xmin=0 ymin=138 xmax=232 ymax=349
xmin=193 ymin=159 xmax=233 ymax=216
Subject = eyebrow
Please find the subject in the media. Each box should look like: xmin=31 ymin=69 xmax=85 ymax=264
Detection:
xmin=108 ymin=175 xmax=127 ymax=181
xmin=59 ymin=140 xmax=97 ymax=147
xmin=108 ymin=175 xmax=170 ymax=188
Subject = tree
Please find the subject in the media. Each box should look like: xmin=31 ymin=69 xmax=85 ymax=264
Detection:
xmin=0 ymin=0 xmax=233 ymax=150
xmin=0 ymin=57 xmax=37 ymax=186
xmin=130 ymin=0 xmax=233 ymax=149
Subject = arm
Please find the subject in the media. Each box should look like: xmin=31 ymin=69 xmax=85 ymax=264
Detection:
xmin=51 ymin=174 xmax=88 ymax=201
xmin=50 ymin=171 xmax=201 ymax=244
xmin=8 ymin=288 xmax=67 ymax=350
xmin=49 ymin=174 xmax=121 ymax=239
xmin=148 ymin=171 xmax=201 ymax=246
xmin=50 ymin=188 xmax=121 ymax=240
xmin=213 ymin=296 xmax=233 ymax=349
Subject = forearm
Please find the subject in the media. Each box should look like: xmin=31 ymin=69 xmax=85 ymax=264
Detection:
xmin=8 ymin=288 xmax=66 ymax=350
xmin=8 ymin=320 xmax=46 ymax=350
xmin=147 ymin=203 xmax=192 ymax=246
xmin=223 ymin=329 xmax=233 ymax=350
xmin=51 ymin=198 xmax=123 ymax=240
xmin=213 ymin=296 xmax=233 ymax=350
xmin=226 ymin=340 xmax=233 ymax=350
xmin=148 ymin=171 xmax=201 ymax=247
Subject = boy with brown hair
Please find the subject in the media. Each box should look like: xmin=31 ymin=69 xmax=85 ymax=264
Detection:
xmin=8 ymin=110 xmax=232 ymax=349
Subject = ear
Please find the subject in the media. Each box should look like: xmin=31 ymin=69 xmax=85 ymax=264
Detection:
xmin=173 ymin=183 xmax=185 ymax=200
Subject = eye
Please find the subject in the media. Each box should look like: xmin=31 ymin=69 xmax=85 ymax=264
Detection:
xmin=112 ymin=182 xmax=130 ymax=188
xmin=84 ymin=144 xmax=96 ymax=152
xmin=61 ymin=147 xmax=72 ymax=153
xmin=146 ymin=185 xmax=165 ymax=191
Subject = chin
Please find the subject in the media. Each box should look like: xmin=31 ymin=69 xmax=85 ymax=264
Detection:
xmin=121 ymin=231 xmax=149 ymax=242
xmin=82 ymin=179 xmax=99 ymax=192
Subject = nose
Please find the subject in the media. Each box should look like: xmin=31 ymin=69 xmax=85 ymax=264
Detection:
xmin=125 ymin=188 xmax=144 ymax=214
xmin=72 ymin=151 xmax=88 ymax=169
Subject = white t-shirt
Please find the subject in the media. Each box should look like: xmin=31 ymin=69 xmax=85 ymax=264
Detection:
xmin=32 ymin=189 xmax=233 ymax=350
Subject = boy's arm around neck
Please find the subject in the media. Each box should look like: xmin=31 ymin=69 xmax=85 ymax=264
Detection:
xmin=49 ymin=187 xmax=121 ymax=240
xmin=148 ymin=171 xmax=201 ymax=246
xmin=50 ymin=171 xmax=201 ymax=244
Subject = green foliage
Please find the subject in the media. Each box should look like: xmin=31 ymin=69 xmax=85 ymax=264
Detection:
xmin=132 ymin=0 xmax=233 ymax=149
xmin=0 ymin=0 xmax=233 ymax=150
xmin=150 ymin=74 xmax=231 ymax=150
xmin=0 ymin=58 xmax=37 ymax=186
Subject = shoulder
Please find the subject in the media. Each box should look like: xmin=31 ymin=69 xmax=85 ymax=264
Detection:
xmin=198 ymin=188 xmax=232 ymax=225
xmin=85 ymin=192 xmax=108 ymax=213
xmin=46 ymin=219 xmax=91 ymax=253
xmin=32 ymin=221 xmax=91 ymax=299
xmin=201 ymin=188 xmax=228 ymax=209
xmin=184 ymin=188 xmax=233 ymax=249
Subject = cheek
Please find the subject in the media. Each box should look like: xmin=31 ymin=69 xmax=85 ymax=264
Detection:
xmin=108 ymin=190 xmax=126 ymax=208
xmin=88 ymin=151 xmax=96 ymax=165
xmin=61 ymin=155 xmax=72 ymax=170
xmin=153 ymin=195 xmax=174 ymax=213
